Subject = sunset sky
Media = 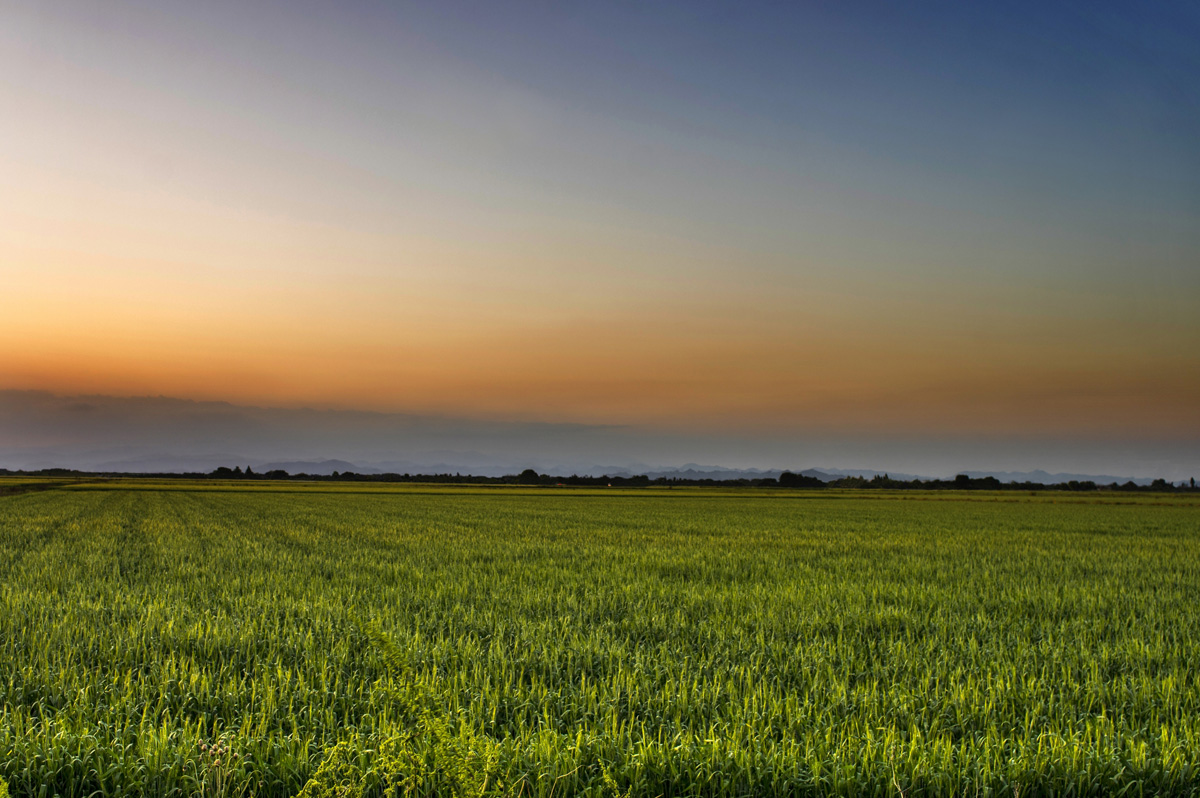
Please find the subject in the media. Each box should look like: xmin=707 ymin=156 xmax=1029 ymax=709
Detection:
xmin=3 ymin=2 xmax=1198 ymax=476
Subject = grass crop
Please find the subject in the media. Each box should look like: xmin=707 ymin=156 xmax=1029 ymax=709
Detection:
xmin=1 ymin=485 xmax=1198 ymax=796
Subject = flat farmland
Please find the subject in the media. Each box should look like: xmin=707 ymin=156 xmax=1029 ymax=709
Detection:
xmin=1 ymin=485 xmax=1198 ymax=796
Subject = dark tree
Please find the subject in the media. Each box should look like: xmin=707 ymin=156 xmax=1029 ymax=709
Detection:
xmin=779 ymin=471 xmax=826 ymax=488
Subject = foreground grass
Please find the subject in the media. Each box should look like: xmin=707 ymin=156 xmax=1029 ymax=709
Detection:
xmin=1 ymin=486 xmax=1198 ymax=796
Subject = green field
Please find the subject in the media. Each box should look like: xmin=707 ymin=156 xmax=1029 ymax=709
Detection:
xmin=1 ymin=484 xmax=1198 ymax=797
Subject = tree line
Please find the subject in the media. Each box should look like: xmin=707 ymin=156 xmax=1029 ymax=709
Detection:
xmin=203 ymin=466 xmax=1193 ymax=492
xmin=0 ymin=467 xmax=1194 ymax=491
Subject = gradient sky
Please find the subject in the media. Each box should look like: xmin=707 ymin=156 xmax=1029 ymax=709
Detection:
xmin=3 ymin=2 xmax=1199 ymax=474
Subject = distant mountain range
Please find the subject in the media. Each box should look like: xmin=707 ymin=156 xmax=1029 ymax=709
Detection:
xmin=2 ymin=390 xmax=1187 ymax=484
xmin=42 ymin=455 xmax=1159 ymax=486
xmin=955 ymin=469 xmax=1157 ymax=486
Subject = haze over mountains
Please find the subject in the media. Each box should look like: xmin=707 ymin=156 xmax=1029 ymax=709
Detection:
xmin=1 ymin=390 xmax=1191 ymax=484
xmin=253 ymin=463 xmax=1158 ymax=487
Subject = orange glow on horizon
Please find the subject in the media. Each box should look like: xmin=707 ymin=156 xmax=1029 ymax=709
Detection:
xmin=4 ymin=297 xmax=1198 ymax=440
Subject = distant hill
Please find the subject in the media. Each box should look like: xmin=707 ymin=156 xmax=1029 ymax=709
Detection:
xmin=0 ymin=448 xmax=1168 ymax=487
xmin=3 ymin=390 xmax=1191 ymax=483
xmin=87 ymin=453 xmax=250 ymax=474
xmin=257 ymin=459 xmax=382 ymax=476
xmin=642 ymin=465 xmax=780 ymax=481
xmin=798 ymin=467 xmax=928 ymax=481
xmin=85 ymin=459 xmax=1166 ymax=486
xmin=957 ymin=469 xmax=1155 ymax=486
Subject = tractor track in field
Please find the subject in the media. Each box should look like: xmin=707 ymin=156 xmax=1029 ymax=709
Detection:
xmin=0 ymin=481 xmax=73 ymax=497
xmin=0 ymin=479 xmax=111 ymax=497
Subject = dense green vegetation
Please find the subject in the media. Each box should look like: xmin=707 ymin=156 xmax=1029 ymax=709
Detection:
xmin=1 ymin=484 xmax=1198 ymax=796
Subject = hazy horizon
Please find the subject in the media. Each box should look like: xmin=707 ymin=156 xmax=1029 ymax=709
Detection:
xmin=2 ymin=389 xmax=1194 ymax=482
xmin=3 ymin=2 xmax=1198 ymax=471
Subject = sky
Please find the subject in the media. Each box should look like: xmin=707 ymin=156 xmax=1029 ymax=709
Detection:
xmin=2 ymin=1 xmax=1198 ymax=477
